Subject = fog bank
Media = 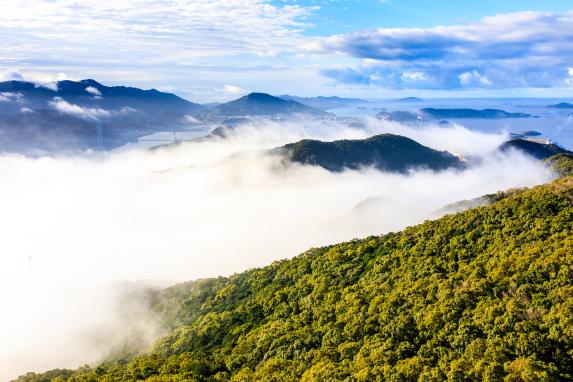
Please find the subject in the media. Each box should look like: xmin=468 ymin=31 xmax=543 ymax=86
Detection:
xmin=0 ymin=120 xmax=554 ymax=380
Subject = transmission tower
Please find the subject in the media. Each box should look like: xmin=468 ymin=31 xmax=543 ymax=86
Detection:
xmin=96 ymin=120 xmax=103 ymax=151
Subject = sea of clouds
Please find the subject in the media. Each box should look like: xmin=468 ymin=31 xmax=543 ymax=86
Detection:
xmin=0 ymin=119 xmax=555 ymax=380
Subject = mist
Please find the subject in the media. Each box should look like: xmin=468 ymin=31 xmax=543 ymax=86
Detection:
xmin=0 ymin=120 xmax=554 ymax=380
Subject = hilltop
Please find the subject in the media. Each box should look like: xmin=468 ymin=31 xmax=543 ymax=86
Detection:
xmin=500 ymin=139 xmax=572 ymax=159
xmin=205 ymin=93 xmax=330 ymax=119
xmin=274 ymin=134 xmax=463 ymax=173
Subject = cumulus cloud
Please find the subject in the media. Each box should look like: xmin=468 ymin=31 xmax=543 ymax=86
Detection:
xmin=0 ymin=120 xmax=555 ymax=380
xmin=314 ymin=11 xmax=573 ymax=89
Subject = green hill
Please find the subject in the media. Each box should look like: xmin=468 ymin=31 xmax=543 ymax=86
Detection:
xmin=16 ymin=177 xmax=573 ymax=382
xmin=545 ymin=153 xmax=573 ymax=178
xmin=275 ymin=134 xmax=463 ymax=173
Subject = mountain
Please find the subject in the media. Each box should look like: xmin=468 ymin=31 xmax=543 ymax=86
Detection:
xmin=273 ymin=134 xmax=463 ymax=173
xmin=205 ymin=93 xmax=330 ymax=119
xmin=278 ymin=95 xmax=366 ymax=110
xmin=547 ymin=102 xmax=573 ymax=109
xmin=0 ymin=79 xmax=202 ymax=114
xmin=0 ymin=79 xmax=204 ymax=152
xmin=18 ymin=176 xmax=573 ymax=381
xmin=395 ymin=96 xmax=423 ymax=102
xmin=500 ymin=139 xmax=572 ymax=159
xmin=421 ymin=108 xmax=532 ymax=119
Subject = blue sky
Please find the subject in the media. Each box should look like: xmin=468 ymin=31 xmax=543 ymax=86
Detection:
xmin=1 ymin=0 xmax=572 ymax=102
xmin=287 ymin=0 xmax=573 ymax=34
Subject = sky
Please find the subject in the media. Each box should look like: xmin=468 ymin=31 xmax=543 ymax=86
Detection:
xmin=1 ymin=0 xmax=573 ymax=102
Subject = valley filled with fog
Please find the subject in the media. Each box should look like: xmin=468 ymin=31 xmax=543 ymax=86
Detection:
xmin=0 ymin=117 xmax=556 ymax=380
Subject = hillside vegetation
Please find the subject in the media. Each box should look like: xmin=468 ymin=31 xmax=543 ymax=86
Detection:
xmin=16 ymin=177 xmax=573 ymax=382
xmin=545 ymin=153 xmax=573 ymax=178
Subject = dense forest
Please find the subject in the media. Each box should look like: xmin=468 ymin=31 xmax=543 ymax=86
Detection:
xmin=15 ymin=164 xmax=573 ymax=381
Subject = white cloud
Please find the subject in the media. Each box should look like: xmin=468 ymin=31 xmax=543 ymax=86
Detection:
xmin=401 ymin=71 xmax=427 ymax=82
xmin=48 ymin=97 xmax=110 ymax=120
xmin=0 ymin=91 xmax=23 ymax=102
xmin=85 ymin=86 xmax=102 ymax=97
xmin=459 ymin=70 xmax=492 ymax=86
xmin=2 ymin=69 xmax=61 ymax=91
xmin=0 ymin=0 xmax=314 ymax=63
xmin=315 ymin=11 xmax=573 ymax=89
xmin=566 ymin=67 xmax=573 ymax=87
xmin=47 ymin=97 xmax=135 ymax=120
xmin=222 ymin=84 xmax=246 ymax=95
xmin=3 ymin=68 xmax=24 ymax=81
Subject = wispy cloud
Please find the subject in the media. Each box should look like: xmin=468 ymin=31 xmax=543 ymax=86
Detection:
xmin=0 ymin=91 xmax=23 ymax=102
xmin=48 ymin=97 xmax=134 ymax=120
xmin=312 ymin=11 xmax=573 ymax=89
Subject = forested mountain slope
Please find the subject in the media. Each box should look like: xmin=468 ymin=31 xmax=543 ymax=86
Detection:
xmin=16 ymin=177 xmax=573 ymax=381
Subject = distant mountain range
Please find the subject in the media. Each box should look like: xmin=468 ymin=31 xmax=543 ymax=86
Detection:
xmin=0 ymin=79 xmax=207 ymax=152
xmin=547 ymin=102 xmax=573 ymax=109
xmin=0 ymin=80 xmax=334 ymax=153
xmin=204 ymin=93 xmax=330 ymax=119
xmin=376 ymin=108 xmax=533 ymax=123
xmin=421 ymin=108 xmax=532 ymax=119
xmin=278 ymin=95 xmax=366 ymax=110
xmin=273 ymin=134 xmax=463 ymax=173
xmin=0 ymin=79 xmax=202 ymax=114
